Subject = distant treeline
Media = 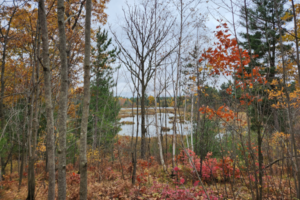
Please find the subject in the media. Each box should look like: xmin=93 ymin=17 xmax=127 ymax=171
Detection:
xmin=117 ymin=84 xmax=235 ymax=109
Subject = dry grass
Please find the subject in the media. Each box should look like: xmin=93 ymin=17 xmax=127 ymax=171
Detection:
xmin=118 ymin=107 xmax=176 ymax=118
xmin=161 ymin=127 xmax=171 ymax=132
xmin=121 ymin=121 xmax=135 ymax=125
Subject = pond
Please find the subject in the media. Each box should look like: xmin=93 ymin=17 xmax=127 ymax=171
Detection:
xmin=118 ymin=111 xmax=192 ymax=137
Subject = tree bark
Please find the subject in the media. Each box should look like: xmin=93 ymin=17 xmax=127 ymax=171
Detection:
xmin=57 ymin=0 xmax=69 ymax=198
xmin=154 ymin=0 xmax=166 ymax=170
xmin=92 ymin=79 xmax=99 ymax=150
xmin=291 ymin=0 xmax=300 ymax=86
xmin=141 ymin=83 xmax=146 ymax=159
xmin=0 ymin=5 xmax=17 ymax=131
xmin=79 ymin=0 xmax=92 ymax=199
xmin=19 ymin=99 xmax=28 ymax=191
xmin=190 ymin=92 xmax=194 ymax=152
xmin=39 ymin=1 xmax=56 ymax=199
xmin=27 ymin=56 xmax=36 ymax=200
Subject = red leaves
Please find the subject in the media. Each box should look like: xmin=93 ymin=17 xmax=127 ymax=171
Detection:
xmin=137 ymin=173 xmax=148 ymax=184
xmin=179 ymin=178 xmax=185 ymax=184
xmin=193 ymin=180 xmax=200 ymax=186
xmin=178 ymin=150 xmax=240 ymax=182
xmin=68 ymin=172 xmax=80 ymax=185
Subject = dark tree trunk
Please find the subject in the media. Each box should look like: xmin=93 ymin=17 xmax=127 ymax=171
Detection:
xmin=141 ymin=83 xmax=146 ymax=159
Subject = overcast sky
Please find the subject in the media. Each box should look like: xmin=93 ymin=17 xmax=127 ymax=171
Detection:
xmin=101 ymin=0 xmax=242 ymax=97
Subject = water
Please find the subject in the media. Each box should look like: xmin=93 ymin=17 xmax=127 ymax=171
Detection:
xmin=120 ymin=107 xmax=174 ymax=110
xmin=118 ymin=112 xmax=191 ymax=137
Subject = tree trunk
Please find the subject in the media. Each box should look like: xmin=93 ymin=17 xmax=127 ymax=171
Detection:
xmin=27 ymin=58 xmax=36 ymax=200
xmin=154 ymin=0 xmax=166 ymax=170
xmin=79 ymin=0 xmax=92 ymax=198
xmin=0 ymin=6 xmax=16 ymax=131
xmin=190 ymin=92 xmax=194 ymax=152
xmin=57 ymin=0 xmax=69 ymax=198
xmin=92 ymin=82 xmax=99 ymax=150
xmin=39 ymin=1 xmax=56 ymax=199
xmin=0 ymin=156 xmax=1 ymax=191
xmin=141 ymin=84 xmax=146 ymax=159
xmin=19 ymin=98 xmax=28 ymax=191
xmin=291 ymin=0 xmax=300 ymax=87
xmin=196 ymin=71 xmax=201 ymax=154
xmin=275 ymin=2 xmax=300 ymax=197
xmin=257 ymin=124 xmax=263 ymax=200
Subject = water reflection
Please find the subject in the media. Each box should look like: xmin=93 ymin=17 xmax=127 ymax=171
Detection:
xmin=118 ymin=111 xmax=191 ymax=137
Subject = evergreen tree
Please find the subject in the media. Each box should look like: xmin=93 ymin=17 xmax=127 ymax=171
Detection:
xmin=239 ymin=0 xmax=290 ymax=133
xmin=239 ymin=0 xmax=290 ymax=80
xmin=89 ymin=28 xmax=120 ymax=150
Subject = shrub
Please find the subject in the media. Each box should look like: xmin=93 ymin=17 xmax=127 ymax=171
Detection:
xmin=178 ymin=149 xmax=240 ymax=182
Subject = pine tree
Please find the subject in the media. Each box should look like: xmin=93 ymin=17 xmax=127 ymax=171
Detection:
xmin=239 ymin=0 xmax=290 ymax=133
xmin=90 ymin=29 xmax=120 ymax=150
xmin=239 ymin=0 xmax=290 ymax=80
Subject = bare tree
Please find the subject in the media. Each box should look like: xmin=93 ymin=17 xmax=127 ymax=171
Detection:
xmin=171 ymin=0 xmax=203 ymax=168
xmin=154 ymin=0 xmax=166 ymax=171
xmin=112 ymin=0 xmax=175 ymax=158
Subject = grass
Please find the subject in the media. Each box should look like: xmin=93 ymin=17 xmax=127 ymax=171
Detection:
xmin=121 ymin=121 xmax=135 ymax=125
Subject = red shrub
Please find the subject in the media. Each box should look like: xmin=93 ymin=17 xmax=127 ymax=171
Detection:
xmin=178 ymin=149 xmax=240 ymax=182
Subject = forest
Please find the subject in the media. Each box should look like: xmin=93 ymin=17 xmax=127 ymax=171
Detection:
xmin=1 ymin=0 xmax=300 ymax=199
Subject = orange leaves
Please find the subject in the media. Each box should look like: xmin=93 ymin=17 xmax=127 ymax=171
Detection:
xmin=226 ymin=86 xmax=232 ymax=94
xmin=201 ymin=20 xmax=267 ymax=97
xmin=201 ymin=23 xmax=251 ymax=79
xmin=199 ymin=105 xmax=238 ymax=122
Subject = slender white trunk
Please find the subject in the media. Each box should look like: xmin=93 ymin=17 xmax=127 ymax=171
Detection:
xmin=154 ymin=0 xmax=166 ymax=171
xmin=184 ymin=94 xmax=189 ymax=149
xmin=173 ymin=0 xmax=183 ymax=168
xmin=190 ymin=88 xmax=194 ymax=152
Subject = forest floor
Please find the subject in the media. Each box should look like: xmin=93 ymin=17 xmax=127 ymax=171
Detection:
xmin=0 ymin=154 xmax=295 ymax=200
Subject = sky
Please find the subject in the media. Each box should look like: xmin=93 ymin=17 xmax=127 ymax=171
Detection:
xmin=101 ymin=0 xmax=242 ymax=97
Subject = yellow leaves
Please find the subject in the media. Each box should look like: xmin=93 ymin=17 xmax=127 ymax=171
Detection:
xmin=282 ymin=11 xmax=292 ymax=21
xmin=270 ymin=79 xmax=278 ymax=86
xmin=36 ymin=137 xmax=46 ymax=153
xmin=189 ymin=76 xmax=196 ymax=82
xmin=148 ymin=95 xmax=155 ymax=106
xmin=268 ymin=87 xmax=300 ymax=109
xmin=87 ymin=149 xmax=101 ymax=163
xmin=271 ymin=131 xmax=290 ymax=145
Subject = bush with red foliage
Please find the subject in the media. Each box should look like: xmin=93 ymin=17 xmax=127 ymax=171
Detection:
xmin=178 ymin=149 xmax=240 ymax=182
xmin=147 ymin=181 xmax=221 ymax=200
